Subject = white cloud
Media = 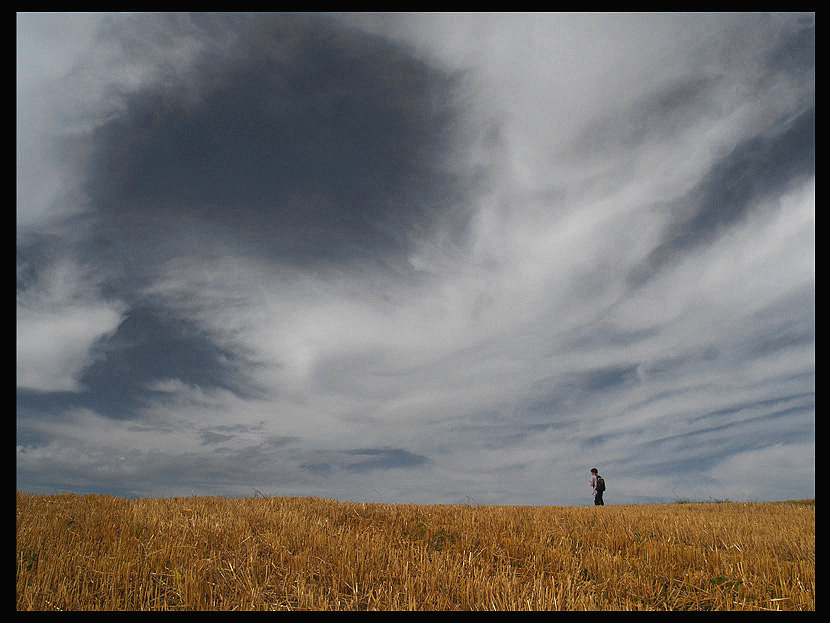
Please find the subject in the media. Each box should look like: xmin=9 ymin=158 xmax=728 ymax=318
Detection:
xmin=708 ymin=442 xmax=815 ymax=501
xmin=17 ymin=260 xmax=124 ymax=392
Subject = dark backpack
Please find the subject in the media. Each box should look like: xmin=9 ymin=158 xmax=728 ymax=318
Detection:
xmin=595 ymin=476 xmax=606 ymax=492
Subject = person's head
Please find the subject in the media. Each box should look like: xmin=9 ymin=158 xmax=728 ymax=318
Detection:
xmin=590 ymin=468 xmax=598 ymax=475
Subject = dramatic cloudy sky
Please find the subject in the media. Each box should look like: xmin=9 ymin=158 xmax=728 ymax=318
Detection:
xmin=17 ymin=13 xmax=814 ymax=505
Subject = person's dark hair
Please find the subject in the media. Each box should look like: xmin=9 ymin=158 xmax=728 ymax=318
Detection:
xmin=590 ymin=468 xmax=598 ymax=474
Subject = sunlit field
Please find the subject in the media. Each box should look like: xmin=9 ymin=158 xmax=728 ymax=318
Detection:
xmin=16 ymin=492 xmax=814 ymax=611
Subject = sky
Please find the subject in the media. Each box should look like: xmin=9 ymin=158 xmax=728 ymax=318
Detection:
xmin=17 ymin=13 xmax=814 ymax=505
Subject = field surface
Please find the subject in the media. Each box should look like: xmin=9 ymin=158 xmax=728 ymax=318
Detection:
xmin=16 ymin=492 xmax=814 ymax=611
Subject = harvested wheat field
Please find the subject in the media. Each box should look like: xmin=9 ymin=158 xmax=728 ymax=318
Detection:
xmin=16 ymin=492 xmax=814 ymax=611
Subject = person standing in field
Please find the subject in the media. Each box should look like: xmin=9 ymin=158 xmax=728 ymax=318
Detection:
xmin=589 ymin=468 xmax=605 ymax=506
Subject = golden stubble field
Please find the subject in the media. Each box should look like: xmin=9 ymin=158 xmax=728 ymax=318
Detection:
xmin=16 ymin=492 xmax=814 ymax=611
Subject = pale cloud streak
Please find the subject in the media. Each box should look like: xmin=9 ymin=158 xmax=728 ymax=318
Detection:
xmin=17 ymin=258 xmax=125 ymax=392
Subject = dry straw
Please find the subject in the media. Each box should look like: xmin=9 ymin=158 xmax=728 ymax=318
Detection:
xmin=16 ymin=492 xmax=814 ymax=611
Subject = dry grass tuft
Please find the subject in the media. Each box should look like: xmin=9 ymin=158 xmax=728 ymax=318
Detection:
xmin=16 ymin=492 xmax=814 ymax=611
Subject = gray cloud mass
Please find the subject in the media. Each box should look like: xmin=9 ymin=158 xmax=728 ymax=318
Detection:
xmin=17 ymin=13 xmax=813 ymax=505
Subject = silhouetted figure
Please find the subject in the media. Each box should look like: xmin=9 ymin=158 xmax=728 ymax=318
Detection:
xmin=590 ymin=468 xmax=605 ymax=506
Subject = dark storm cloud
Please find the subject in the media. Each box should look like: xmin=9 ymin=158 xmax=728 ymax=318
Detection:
xmin=79 ymin=12 xmax=470 ymax=284
xmin=83 ymin=308 xmax=243 ymax=393
xmin=18 ymin=306 xmax=246 ymax=420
